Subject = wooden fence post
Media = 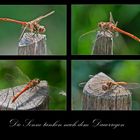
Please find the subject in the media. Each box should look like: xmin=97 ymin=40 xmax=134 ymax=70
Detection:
xmin=82 ymin=72 xmax=132 ymax=110
xmin=0 ymin=80 xmax=49 ymax=110
xmin=18 ymin=33 xmax=47 ymax=55
xmin=92 ymin=31 xmax=113 ymax=55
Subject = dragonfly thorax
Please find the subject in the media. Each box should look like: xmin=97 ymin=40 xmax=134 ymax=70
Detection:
xmin=27 ymin=22 xmax=46 ymax=33
xmin=102 ymin=81 xmax=114 ymax=91
xmin=98 ymin=22 xmax=116 ymax=32
xmin=33 ymin=78 xmax=40 ymax=83
xmin=30 ymin=79 xmax=40 ymax=87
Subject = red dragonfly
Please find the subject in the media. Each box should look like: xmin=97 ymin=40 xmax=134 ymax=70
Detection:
xmin=98 ymin=12 xmax=140 ymax=42
xmin=11 ymin=78 xmax=66 ymax=104
xmin=80 ymin=12 xmax=140 ymax=43
xmin=11 ymin=78 xmax=40 ymax=103
xmin=0 ymin=11 xmax=55 ymax=39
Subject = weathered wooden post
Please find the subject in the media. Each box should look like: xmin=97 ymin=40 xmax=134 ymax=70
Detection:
xmin=92 ymin=31 xmax=113 ymax=55
xmin=82 ymin=72 xmax=132 ymax=110
xmin=0 ymin=80 xmax=49 ymax=110
xmin=18 ymin=33 xmax=47 ymax=55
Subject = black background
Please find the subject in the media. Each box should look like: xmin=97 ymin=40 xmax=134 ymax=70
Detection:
xmin=0 ymin=0 xmax=139 ymax=133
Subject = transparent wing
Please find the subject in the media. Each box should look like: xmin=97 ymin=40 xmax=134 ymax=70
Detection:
xmin=4 ymin=66 xmax=30 ymax=87
xmin=78 ymin=28 xmax=99 ymax=54
xmin=47 ymin=85 xmax=66 ymax=110
xmin=32 ymin=11 xmax=55 ymax=23
xmin=109 ymin=12 xmax=119 ymax=37
xmin=113 ymin=31 xmax=128 ymax=55
xmin=79 ymin=28 xmax=98 ymax=40
xmin=122 ymin=83 xmax=140 ymax=89
xmin=110 ymin=12 xmax=115 ymax=24
xmin=13 ymin=66 xmax=30 ymax=82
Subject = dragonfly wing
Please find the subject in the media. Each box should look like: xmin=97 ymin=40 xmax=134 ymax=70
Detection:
xmin=4 ymin=66 xmax=30 ymax=88
xmin=113 ymin=32 xmax=128 ymax=55
xmin=59 ymin=91 xmax=66 ymax=96
xmin=109 ymin=12 xmax=116 ymax=24
xmin=79 ymin=28 xmax=98 ymax=40
xmin=123 ymin=83 xmax=140 ymax=89
xmin=48 ymin=85 xmax=66 ymax=109
xmin=32 ymin=11 xmax=55 ymax=23
xmin=48 ymin=85 xmax=66 ymax=96
xmin=9 ymin=66 xmax=30 ymax=85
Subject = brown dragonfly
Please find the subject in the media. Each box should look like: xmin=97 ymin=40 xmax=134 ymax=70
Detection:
xmin=80 ymin=79 xmax=140 ymax=91
xmin=101 ymin=81 xmax=140 ymax=91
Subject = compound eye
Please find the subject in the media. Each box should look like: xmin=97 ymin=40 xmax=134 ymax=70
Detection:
xmin=37 ymin=79 xmax=40 ymax=83
xmin=98 ymin=22 xmax=102 ymax=27
xmin=102 ymin=84 xmax=108 ymax=91
xmin=39 ymin=26 xmax=46 ymax=33
xmin=106 ymin=82 xmax=111 ymax=86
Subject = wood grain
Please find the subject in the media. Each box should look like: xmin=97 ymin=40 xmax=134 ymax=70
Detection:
xmin=92 ymin=31 xmax=113 ymax=55
xmin=0 ymin=80 xmax=49 ymax=110
xmin=82 ymin=72 xmax=132 ymax=110
xmin=18 ymin=33 xmax=47 ymax=55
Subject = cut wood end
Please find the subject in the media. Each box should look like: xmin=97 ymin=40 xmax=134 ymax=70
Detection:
xmin=96 ymin=30 xmax=114 ymax=40
xmin=18 ymin=32 xmax=46 ymax=47
xmin=82 ymin=72 xmax=132 ymax=110
xmin=0 ymin=80 xmax=49 ymax=110
xmin=93 ymin=30 xmax=114 ymax=55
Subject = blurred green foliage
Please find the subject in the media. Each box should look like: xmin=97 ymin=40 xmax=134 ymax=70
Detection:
xmin=0 ymin=5 xmax=66 ymax=55
xmin=72 ymin=5 xmax=140 ymax=54
xmin=72 ymin=60 xmax=140 ymax=110
xmin=0 ymin=60 xmax=66 ymax=110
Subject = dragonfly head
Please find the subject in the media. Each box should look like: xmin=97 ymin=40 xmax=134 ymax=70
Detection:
xmin=98 ymin=22 xmax=104 ymax=28
xmin=39 ymin=26 xmax=46 ymax=33
xmin=98 ymin=22 xmax=110 ymax=30
xmin=102 ymin=84 xmax=108 ymax=91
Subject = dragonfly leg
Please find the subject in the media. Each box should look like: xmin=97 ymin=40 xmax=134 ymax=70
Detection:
xmin=29 ymin=85 xmax=40 ymax=93
xmin=79 ymin=82 xmax=86 ymax=87
xmin=19 ymin=24 xmax=28 ymax=41
xmin=89 ymin=75 xmax=94 ymax=78
xmin=33 ymin=32 xmax=38 ymax=38
xmin=29 ymin=87 xmax=35 ymax=93
xmin=14 ymin=86 xmax=22 ymax=94
xmin=107 ymin=29 xmax=114 ymax=36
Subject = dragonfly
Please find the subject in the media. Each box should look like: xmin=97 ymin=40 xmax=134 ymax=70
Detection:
xmin=80 ymin=12 xmax=140 ymax=43
xmin=98 ymin=12 xmax=140 ymax=42
xmin=79 ymin=75 xmax=140 ymax=92
xmin=11 ymin=78 xmax=40 ymax=103
xmin=0 ymin=11 xmax=55 ymax=40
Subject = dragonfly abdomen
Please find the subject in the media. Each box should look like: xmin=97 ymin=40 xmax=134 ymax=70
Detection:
xmin=0 ymin=18 xmax=27 ymax=26
xmin=113 ymin=26 xmax=140 ymax=42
